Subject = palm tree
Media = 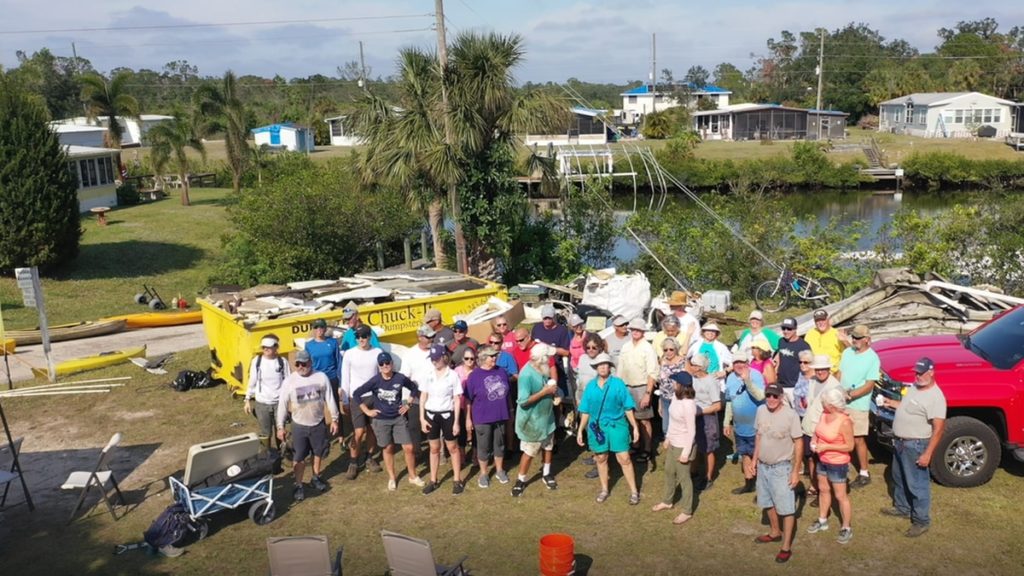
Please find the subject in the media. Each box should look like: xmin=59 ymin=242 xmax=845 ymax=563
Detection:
xmin=195 ymin=71 xmax=249 ymax=193
xmin=349 ymin=32 xmax=566 ymax=274
xmin=147 ymin=114 xmax=206 ymax=206
xmin=79 ymin=72 xmax=140 ymax=148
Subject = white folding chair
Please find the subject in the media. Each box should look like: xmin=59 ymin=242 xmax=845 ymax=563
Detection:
xmin=381 ymin=530 xmax=467 ymax=576
xmin=267 ymin=535 xmax=343 ymax=576
xmin=61 ymin=432 xmax=126 ymax=523
xmin=0 ymin=436 xmax=32 ymax=510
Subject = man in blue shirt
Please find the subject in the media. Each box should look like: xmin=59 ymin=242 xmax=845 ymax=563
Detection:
xmin=723 ymin=351 xmax=766 ymax=495
xmin=305 ymin=318 xmax=341 ymax=402
xmin=339 ymin=306 xmax=380 ymax=352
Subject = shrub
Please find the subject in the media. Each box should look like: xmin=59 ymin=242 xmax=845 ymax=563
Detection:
xmin=116 ymin=182 xmax=140 ymax=206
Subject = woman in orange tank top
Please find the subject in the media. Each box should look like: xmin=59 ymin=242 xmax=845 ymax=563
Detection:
xmin=808 ymin=388 xmax=855 ymax=543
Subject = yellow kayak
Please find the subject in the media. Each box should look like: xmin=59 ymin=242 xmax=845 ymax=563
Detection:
xmin=1 ymin=338 xmax=14 ymax=355
xmin=7 ymin=319 xmax=127 ymax=346
xmin=102 ymin=311 xmax=203 ymax=329
xmin=31 ymin=346 xmax=146 ymax=378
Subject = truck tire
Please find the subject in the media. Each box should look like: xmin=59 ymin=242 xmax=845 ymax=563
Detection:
xmin=930 ymin=416 xmax=1001 ymax=488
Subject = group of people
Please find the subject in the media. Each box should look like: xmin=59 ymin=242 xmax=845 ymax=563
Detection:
xmin=241 ymin=296 xmax=947 ymax=564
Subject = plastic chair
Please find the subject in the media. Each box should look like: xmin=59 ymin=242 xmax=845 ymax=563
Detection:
xmin=0 ymin=437 xmax=29 ymax=509
xmin=267 ymin=535 xmax=343 ymax=576
xmin=381 ymin=530 xmax=468 ymax=576
xmin=61 ymin=432 xmax=126 ymax=523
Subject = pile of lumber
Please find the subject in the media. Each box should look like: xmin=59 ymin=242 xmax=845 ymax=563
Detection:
xmin=780 ymin=268 xmax=1023 ymax=341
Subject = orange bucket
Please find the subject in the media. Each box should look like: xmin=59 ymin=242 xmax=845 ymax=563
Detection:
xmin=539 ymin=533 xmax=575 ymax=576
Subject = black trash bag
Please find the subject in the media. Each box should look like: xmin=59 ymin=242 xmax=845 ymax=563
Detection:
xmin=143 ymin=502 xmax=192 ymax=549
xmin=172 ymin=369 xmax=224 ymax=392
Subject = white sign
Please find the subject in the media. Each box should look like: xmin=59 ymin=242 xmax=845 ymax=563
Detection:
xmin=14 ymin=267 xmax=38 ymax=309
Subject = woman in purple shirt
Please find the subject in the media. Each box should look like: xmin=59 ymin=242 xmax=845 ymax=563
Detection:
xmin=465 ymin=346 xmax=512 ymax=488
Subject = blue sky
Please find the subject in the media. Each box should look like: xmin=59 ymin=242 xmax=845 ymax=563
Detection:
xmin=0 ymin=1 xmax=1016 ymax=83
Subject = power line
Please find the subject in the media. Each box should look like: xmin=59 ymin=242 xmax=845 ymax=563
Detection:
xmin=81 ymin=27 xmax=434 ymax=51
xmin=0 ymin=14 xmax=433 ymax=35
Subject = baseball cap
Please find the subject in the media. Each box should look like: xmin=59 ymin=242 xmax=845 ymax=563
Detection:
xmin=612 ymin=315 xmax=628 ymax=327
xmin=749 ymin=310 xmax=764 ymax=321
xmin=355 ymin=325 xmax=372 ymax=339
xmin=541 ymin=304 xmax=556 ymax=319
xmin=311 ymin=318 xmax=328 ymax=329
xmin=813 ymin=309 xmax=829 ymax=320
xmin=260 ymin=336 xmax=279 ymax=348
xmin=417 ymin=324 xmax=436 ymax=338
xmin=424 ymin=308 xmax=442 ymax=322
xmin=690 ymin=354 xmax=709 ymax=368
xmin=569 ymin=313 xmax=585 ymax=327
xmin=732 ymin=350 xmax=749 ymax=363
xmin=850 ymin=324 xmax=871 ymax=339
xmin=478 ymin=346 xmax=500 ymax=358
xmin=914 ymin=357 xmax=935 ymax=374
xmin=429 ymin=344 xmax=448 ymax=361
xmin=294 ymin=350 xmax=311 ymax=364
xmin=765 ymin=383 xmax=784 ymax=397
xmin=377 ymin=351 xmax=393 ymax=365
xmin=669 ymin=371 xmax=693 ymax=387
xmin=781 ymin=317 xmax=797 ymax=330
xmin=342 ymin=306 xmax=358 ymax=320
xmin=453 ymin=320 xmax=469 ymax=332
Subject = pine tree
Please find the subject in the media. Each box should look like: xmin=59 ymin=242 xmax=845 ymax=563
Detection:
xmin=0 ymin=74 xmax=82 ymax=270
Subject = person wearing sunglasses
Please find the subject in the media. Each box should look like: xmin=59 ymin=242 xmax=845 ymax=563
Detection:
xmin=400 ymin=325 xmax=439 ymax=458
xmin=276 ymin=349 xmax=339 ymax=503
xmin=419 ymin=344 xmax=466 ymax=495
xmin=797 ymin=354 xmax=841 ymax=507
xmin=351 ymin=351 xmax=425 ymax=491
xmin=837 ymin=324 xmax=880 ymax=490
xmin=244 ymin=334 xmax=290 ymax=452
xmin=338 ymin=306 xmax=379 ymax=352
xmin=773 ymin=317 xmax=811 ymax=407
xmin=807 ymin=387 xmax=855 ymax=545
xmin=340 ymin=324 xmax=384 ymax=480
xmin=487 ymin=331 xmax=521 ymax=457
xmin=652 ymin=315 xmax=684 ymax=360
xmin=305 ymin=318 xmax=342 ymax=407
xmin=575 ymin=334 xmax=605 ymax=479
xmin=750 ymin=383 xmax=803 ymax=563
xmin=491 ymin=315 xmax=517 ymax=353
xmin=464 ymin=346 xmax=512 ymax=488
xmin=454 ymin=346 xmax=478 ymax=462
xmin=448 ymin=320 xmax=479 ymax=370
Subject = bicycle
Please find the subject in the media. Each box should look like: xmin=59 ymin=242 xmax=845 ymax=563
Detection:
xmin=753 ymin=266 xmax=846 ymax=313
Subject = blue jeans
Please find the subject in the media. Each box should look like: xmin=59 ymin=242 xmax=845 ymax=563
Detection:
xmin=660 ymin=397 xmax=672 ymax=436
xmin=892 ymin=438 xmax=932 ymax=526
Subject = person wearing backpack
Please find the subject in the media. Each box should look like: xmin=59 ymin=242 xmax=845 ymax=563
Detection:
xmin=244 ymin=335 xmax=290 ymax=451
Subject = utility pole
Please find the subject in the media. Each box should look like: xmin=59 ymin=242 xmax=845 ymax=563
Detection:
xmin=358 ymin=41 xmax=366 ymax=88
xmin=816 ymin=28 xmax=825 ymax=140
xmin=435 ymin=0 xmax=466 ymax=274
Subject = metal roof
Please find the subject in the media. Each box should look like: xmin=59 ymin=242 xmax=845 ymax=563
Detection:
xmin=878 ymin=91 xmax=1016 ymax=107
xmin=251 ymin=123 xmax=311 ymax=134
xmin=692 ymin=103 xmax=848 ymax=117
xmin=621 ymin=82 xmax=732 ymax=96
xmin=64 ymin=145 xmax=118 ymax=156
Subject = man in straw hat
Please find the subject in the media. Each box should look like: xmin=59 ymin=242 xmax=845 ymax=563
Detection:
xmin=617 ymin=318 xmax=659 ymax=465
xmin=667 ymin=290 xmax=701 ymax=349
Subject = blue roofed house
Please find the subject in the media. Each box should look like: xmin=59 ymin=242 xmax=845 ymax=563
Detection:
xmin=251 ymin=123 xmax=315 ymax=152
xmin=619 ymin=83 xmax=731 ymax=125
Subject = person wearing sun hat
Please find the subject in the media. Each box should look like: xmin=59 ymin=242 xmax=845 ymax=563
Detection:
xmin=734 ymin=310 xmax=781 ymax=357
xmin=687 ymin=322 xmax=733 ymax=389
xmin=617 ymin=317 xmax=660 ymax=464
xmin=244 ymin=334 xmax=290 ymax=451
xmin=667 ymin=290 xmax=702 ymax=350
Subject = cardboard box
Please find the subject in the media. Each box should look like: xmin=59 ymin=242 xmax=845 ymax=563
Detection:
xmin=465 ymin=300 xmax=525 ymax=344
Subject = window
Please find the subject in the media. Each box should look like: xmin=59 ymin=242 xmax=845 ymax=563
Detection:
xmin=983 ymin=109 xmax=992 ymax=123
xmin=994 ymin=109 xmax=1001 ymax=123
xmin=330 ymin=121 xmax=342 ymax=137
xmin=628 ymin=95 xmax=637 ymax=104
xmin=904 ymin=103 xmax=913 ymax=123
xmin=86 ymin=159 xmax=98 ymax=187
xmin=955 ymin=109 xmax=963 ymax=124
xmin=973 ymin=109 xmax=983 ymax=123
xmin=98 ymin=158 xmax=109 ymax=185
xmin=104 ymin=157 xmax=115 ymax=182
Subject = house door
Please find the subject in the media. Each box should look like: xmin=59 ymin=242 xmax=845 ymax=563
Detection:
xmin=270 ymin=126 xmax=281 ymax=145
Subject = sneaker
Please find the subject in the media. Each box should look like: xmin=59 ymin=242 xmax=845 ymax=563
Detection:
xmin=408 ymin=476 xmax=426 ymax=487
xmin=310 ymin=475 xmax=328 ymax=492
xmin=495 ymin=470 xmax=510 ymax=484
xmin=478 ymin=475 xmax=490 ymax=489
xmin=542 ymin=475 xmax=558 ymax=490
xmin=367 ymin=457 xmax=383 ymax=473
xmin=905 ymin=524 xmax=929 ymax=538
xmin=422 ymin=481 xmax=440 ymax=495
xmin=511 ymin=480 xmax=527 ymax=497
xmin=453 ymin=481 xmax=465 ymax=495
xmin=628 ymin=492 xmax=641 ymax=506
xmin=880 ymin=506 xmax=910 ymax=518
xmin=345 ymin=462 xmax=359 ymax=480
xmin=837 ymin=527 xmax=853 ymax=544
xmin=292 ymin=484 xmax=305 ymax=502
xmin=584 ymin=467 xmax=600 ymax=479
xmin=582 ymin=456 xmax=596 ymax=466
xmin=595 ymin=490 xmax=609 ymax=503
xmin=387 ymin=479 xmax=397 ymax=492
xmin=850 ymin=475 xmax=871 ymax=489
xmin=806 ymin=519 xmax=829 ymax=534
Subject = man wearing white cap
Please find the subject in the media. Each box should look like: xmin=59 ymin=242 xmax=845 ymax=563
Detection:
xmin=617 ymin=318 xmax=659 ymax=464
xmin=339 ymin=306 xmax=380 ymax=352
xmin=687 ymin=323 xmax=733 ymax=390
xmin=604 ymin=315 xmax=630 ymax=366
xmin=734 ymin=310 xmax=781 ymax=357
xmin=401 ymin=325 xmax=438 ymax=455
xmin=244 ymin=334 xmax=290 ymax=451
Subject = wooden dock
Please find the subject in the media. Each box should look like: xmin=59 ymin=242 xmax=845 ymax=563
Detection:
xmin=859 ymin=167 xmax=903 ymax=183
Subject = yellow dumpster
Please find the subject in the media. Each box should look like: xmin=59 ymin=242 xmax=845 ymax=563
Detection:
xmin=200 ymin=273 xmax=507 ymax=395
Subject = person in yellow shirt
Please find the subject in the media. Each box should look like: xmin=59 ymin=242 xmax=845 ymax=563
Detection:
xmin=804 ymin=309 xmax=847 ymax=374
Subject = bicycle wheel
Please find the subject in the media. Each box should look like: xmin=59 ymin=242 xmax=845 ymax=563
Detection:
xmin=753 ymin=280 xmax=790 ymax=313
xmin=811 ymin=277 xmax=846 ymax=305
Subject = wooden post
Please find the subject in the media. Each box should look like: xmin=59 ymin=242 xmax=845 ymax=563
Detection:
xmin=404 ymin=238 xmax=413 ymax=269
xmin=420 ymin=229 xmax=430 ymax=263
xmin=375 ymin=241 xmax=385 ymax=270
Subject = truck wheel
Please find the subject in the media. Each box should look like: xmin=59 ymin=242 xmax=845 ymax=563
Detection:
xmin=931 ymin=416 xmax=1001 ymax=487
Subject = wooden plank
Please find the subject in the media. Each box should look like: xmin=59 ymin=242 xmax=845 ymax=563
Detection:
xmin=531 ymin=280 xmax=585 ymax=300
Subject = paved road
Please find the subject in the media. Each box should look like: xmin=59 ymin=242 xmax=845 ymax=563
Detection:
xmin=1 ymin=324 xmax=207 ymax=384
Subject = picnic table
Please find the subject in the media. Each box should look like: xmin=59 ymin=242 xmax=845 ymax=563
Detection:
xmin=188 ymin=173 xmax=217 ymax=187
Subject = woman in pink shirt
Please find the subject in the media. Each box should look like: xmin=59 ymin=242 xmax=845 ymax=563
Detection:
xmin=808 ymin=388 xmax=855 ymax=544
xmin=455 ymin=349 xmax=477 ymax=463
xmin=750 ymin=336 xmax=777 ymax=385
xmin=652 ymin=372 xmax=697 ymax=525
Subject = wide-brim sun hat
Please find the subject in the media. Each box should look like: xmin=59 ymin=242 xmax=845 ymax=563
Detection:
xmin=590 ymin=352 xmax=614 ymax=368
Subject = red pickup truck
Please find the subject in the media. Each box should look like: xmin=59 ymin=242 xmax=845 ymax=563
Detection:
xmin=870 ymin=306 xmax=1024 ymax=487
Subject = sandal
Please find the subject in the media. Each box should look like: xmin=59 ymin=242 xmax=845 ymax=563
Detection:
xmin=629 ymin=492 xmax=641 ymax=506
xmin=755 ymin=534 xmax=783 ymax=544
xmin=775 ymin=549 xmax=793 ymax=563
xmin=596 ymin=490 xmax=609 ymax=503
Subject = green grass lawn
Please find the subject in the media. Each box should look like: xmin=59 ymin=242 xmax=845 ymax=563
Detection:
xmin=0 ymin=188 xmax=231 ymax=329
xmin=2 ymin=347 xmax=1022 ymax=575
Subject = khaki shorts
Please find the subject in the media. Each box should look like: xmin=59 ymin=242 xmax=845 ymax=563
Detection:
xmin=628 ymin=386 xmax=654 ymax=420
xmin=520 ymin=434 xmax=554 ymax=458
xmin=849 ymin=409 xmax=869 ymax=436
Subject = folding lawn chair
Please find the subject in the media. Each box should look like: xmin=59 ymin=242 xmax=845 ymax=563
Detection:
xmin=1 ymin=436 xmax=32 ymax=510
xmin=267 ymin=535 xmax=343 ymax=576
xmin=61 ymin=432 xmax=126 ymax=523
xmin=381 ymin=530 xmax=468 ymax=576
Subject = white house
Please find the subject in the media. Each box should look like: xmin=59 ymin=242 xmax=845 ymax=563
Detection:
xmin=323 ymin=116 xmax=363 ymax=146
xmin=50 ymin=115 xmax=174 ymax=147
xmin=251 ymin=123 xmax=315 ymax=152
xmin=50 ymin=124 xmax=108 ymax=148
xmin=524 ymin=107 xmax=614 ymax=147
xmin=620 ymin=83 xmax=732 ymax=125
xmin=692 ymin=103 xmax=848 ymax=141
xmin=878 ymin=92 xmax=1016 ymax=138
xmin=65 ymin=145 xmax=120 ymax=212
